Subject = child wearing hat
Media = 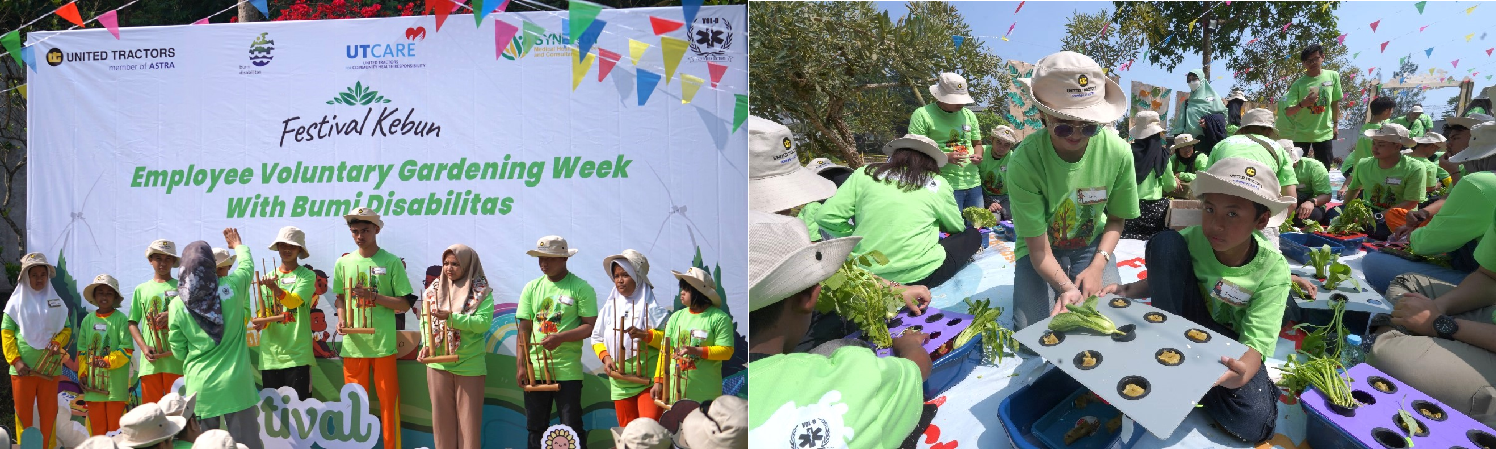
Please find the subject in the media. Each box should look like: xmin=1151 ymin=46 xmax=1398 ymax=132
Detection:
xmin=643 ymin=267 xmax=733 ymax=404
xmin=129 ymin=239 xmax=184 ymax=405
xmin=748 ymin=116 xmax=837 ymax=218
xmin=746 ymin=211 xmax=934 ymax=448
xmin=1346 ymin=123 xmax=1427 ymax=238
xmin=332 ymin=208 xmax=414 ymax=448
xmin=1170 ymin=134 xmax=1207 ymax=184
xmin=253 ymin=226 xmax=318 ymax=400
xmin=1341 ymin=96 xmax=1398 ymax=182
xmin=4 ymin=252 xmax=72 ymax=447
xmin=418 ymin=244 xmax=495 ymax=449
xmin=112 ymin=403 xmax=185 ymax=448
xmin=1005 ymin=51 xmax=1137 ymax=330
xmin=158 ymin=392 xmax=202 ymax=445
xmin=910 ymin=72 xmax=986 ymax=215
xmin=1123 ymin=110 xmax=1178 ymax=240
xmin=1103 ymin=158 xmax=1295 ymax=444
xmin=516 ymin=235 xmax=597 ymax=449
xmin=590 ymin=250 xmax=670 ymax=427
xmin=1207 ymin=109 xmax=1297 ymax=201
xmin=1408 ymin=132 xmax=1451 ymax=198
xmin=79 ymin=274 xmax=134 ymax=435
xmin=980 ymin=124 xmax=1019 ymax=221
xmin=1287 ymin=143 xmax=1332 ymax=227
xmin=167 ymin=234 xmax=261 ymax=449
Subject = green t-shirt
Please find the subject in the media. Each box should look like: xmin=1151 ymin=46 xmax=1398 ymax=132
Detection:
xmin=798 ymin=202 xmax=823 ymax=242
xmin=1344 ymin=121 xmax=1388 ymax=172
xmin=1207 ymin=135 xmax=1297 ymax=191
xmin=1179 ymin=226 xmax=1290 ymax=357
xmin=657 ymin=307 xmax=734 ymax=402
xmin=254 ymin=265 xmax=316 ymax=370
xmin=1348 ymin=156 xmax=1428 ymax=211
xmin=1008 ymin=129 xmax=1141 ymax=260
xmin=979 ymin=152 xmax=1011 ymax=196
xmin=2 ymin=314 xmax=70 ymax=376
xmin=1137 ymin=165 xmax=1177 ymax=201
xmin=1418 ymin=157 xmax=1442 ymax=192
xmin=78 ymin=311 xmax=134 ymax=403
xmin=129 ymin=279 xmax=183 ymax=376
xmin=1391 ymin=115 xmax=1434 ymax=138
xmin=907 ymin=103 xmax=982 ymax=190
xmin=1476 ymin=224 xmax=1496 ymax=270
xmin=166 ymin=247 xmax=257 ymax=419
xmin=421 ymin=283 xmax=496 ymax=377
xmin=1278 ymin=70 xmax=1342 ymax=142
xmin=817 ymin=169 xmax=965 ymax=283
xmin=747 ymin=346 xmax=924 ymax=448
xmin=1412 ymin=172 xmax=1496 ymax=255
xmin=516 ymin=272 xmax=598 ymax=382
xmin=1295 ymin=158 xmax=1332 ymax=197
xmin=331 ymin=248 xmax=415 ymax=359
xmin=1171 ymin=154 xmax=1208 ymax=183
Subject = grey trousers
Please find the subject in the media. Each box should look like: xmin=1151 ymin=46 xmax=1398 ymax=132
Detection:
xmin=1013 ymin=238 xmax=1121 ymax=331
xmin=201 ymin=406 xmax=263 ymax=449
xmin=1369 ymin=273 xmax=1496 ymax=428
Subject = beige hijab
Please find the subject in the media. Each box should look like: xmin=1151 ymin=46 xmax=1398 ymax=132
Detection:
xmin=435 ymin=244 xmax=488 ymax=314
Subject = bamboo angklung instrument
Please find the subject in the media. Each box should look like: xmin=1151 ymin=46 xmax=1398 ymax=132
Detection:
xmin=521 ymin=341 xmax=561 ymax=392
xmin=81 ymin=338 xmax=107 ymax=394
xmin=148 ymin=296 xmax=172 ymax=358
xmin=654 ymin=329 xmax=688 ymax=410
xmin=420 ymin=280 xmax=460 ymax=364
xmin=607 ymin=304 xmax=649 ymax=385
xmin=251 ymin=258 xmax=288 ymax=326
xmin=340 ymin=269 xmax=375 ymax=334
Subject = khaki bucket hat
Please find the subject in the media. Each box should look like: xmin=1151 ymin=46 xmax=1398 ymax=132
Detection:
xmin=1017 ymin=51 xmax=1128 ymax=123
xmin=18 ymin=252 xmax=55 ymax=281
xmin=527 ymin=235 xmax=577 ymax=258
xmin=212 ymin=247 xmax=236 ymax=268
xmin=1450 ymin=122 xmax=1496 ymax=163
xmin=144 ymin=240 xmax=179 ymax=267
xmin=603 ymin=249 xmax=653 ymax=288
xmin=1171 ymin=134 xmax=1200 ymax=150
xmin=881 ymin=134 xmax=948 ymax=168
xmin=83 ymin=274 xmax=122 ymax=305
xmin=190 ymin=430 xmax=249 ymax=449
xmin=1192 ymin=157 xmax=1297 ymax=217
xmin=1365 ymin=122 xmax=1416 ymax=148
xmin=749 ymin=116 xmax=837 ymax=213
xmin=673 ymin=395 xmax=748 ymax=449
xmin=268 ymin=226 xmax=310 ymax=259
xmin=1129 ymin=111 xmax=1165 ymax=138
xmin=610 ymin=418 xmax=671 ymax=449
xmin=748 ymin=211 xmax=861 ymax=311
xmin=929 ymin=72 xmax=975 ymax=105
xmin=1446 ymin=112 xmax=1494 ymax=128
xmin=990 ymin=124 xmax=1018 ymax=144
xmin=342 ymin=207 xmax=384 ymax=229
xmin=672 ymin=266 xmax=722 ymax=307
xmin=112 ymin=403 xmax=185 ymax=448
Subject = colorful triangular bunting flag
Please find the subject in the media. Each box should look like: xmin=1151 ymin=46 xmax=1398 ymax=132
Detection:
xmin=2 ymin=31 xmax=22 ymax=70
xmin=1337 ymin=34 xmax=1346 ymax=45
xmin=1380 ymin=41 xmax=1389 ymax=52
xmin=680 ymin=74 xmax=704 ymax=104
xmin=193 ymin=18 xmax=209 ymax=25
xmin=571 ymin=48 xmax=595 ymax=91
xmin=16 ymin=85 xmax=23 ymax=99
xmin=953 ymin=35 xmax=964 ymax=50
xmin=521 ymin=20 xmax=544 ymax=57
xmin=1468 ymin=33 xmax=1476 ymax=42
xmin=55 ymin=2 xmax=83 ymax=27
xmin=637 ymin=69 xmax=661 ymax=106
xmin=1371 ymin=20 xmax=1380 ymax=32
xmin=660 ymin=36 xmax=688 ymax=84
xmin=426 ymin=0 xmax=453 ymax=32
xmin=568 ymin=0 xmax=602 ymax=45
xmin=682 ymin=0 xmax=703 ymax=31
xmin=707 ymin=62 xmax=726 ymax=88
xmin=250 ymin=0 xmax=269 ymax=17
xmin=1415 ymin=1 xmax=1426 ymax=14
xmin=1015 ymin=1 xmax=1025 ymax=13
xmin=1426 ymin=47 xmax=1434 ymax=57
xmin=733 ymin=94 xmax=748 ymax=133
xmin=1420 ymin=25 xmax=1428 ymax=32
xmin=1453 ymin=59 xmax=1460 ymax=68
xmin=597 ymin=48 xmax=621 ymax=82
xmin=577 ymin=19 xmax=606 ymax=62
xmin=20 ymin=46 xmax=34 ymax=72
xmin=98 ymin=10 xmax=120 ymax=39
xmin=650 ymin=16 xmax=684 ymax=36
xmin=1469 ymin=5 xmax=1479 ymax=14
xmin=494 ymin=19 xmax=519 ymax=59
xmin=629 ymin=39 xmax=649 ymax=65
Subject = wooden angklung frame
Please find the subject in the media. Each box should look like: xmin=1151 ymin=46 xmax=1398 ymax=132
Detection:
xmin=146 ymin=296 xmax=173 ymax=358
xmin=80 ymin=337 xmax=108 ymax=395
xmin=653 ymin=329 xmax=690 ymax=411
xmin=339 ymin=267 xmax=376 ymax=335
xmin=419 ymin=280 xmax=461 ymax=364
xmin=251 ymin=258 xmax=289 ymax=326
xmin=606 ymin=306 xmax=648 ymax=385
xmin=521 ymin=341 xmax=561 ymax=392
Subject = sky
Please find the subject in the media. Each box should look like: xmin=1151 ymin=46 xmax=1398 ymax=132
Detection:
xmin=875 ymin=0 xmax=1496 ymax=118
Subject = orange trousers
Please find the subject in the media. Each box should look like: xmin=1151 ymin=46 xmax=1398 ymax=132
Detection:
xmin=139 ymin=373 xmax=183 ymax=405
xmin=613 ymin=389 xmax=662 ymax=427
xmin=87 ymin=401 xmax=126 ymax=435
xmin=11 ymin=375 xmax=57 ymax=448
xmin=343 ymin=356 xmax=401 ymax=448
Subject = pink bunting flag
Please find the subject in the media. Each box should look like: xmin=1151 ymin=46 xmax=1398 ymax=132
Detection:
xmin=451 ymin=0 xmax=465 ymax=13
xmin=1225 ymin=1 xmax=1231 ymax=5
xmin=1368 ymin=67 xmax=1374 ymax=75
xmin=1247 ymin=38 xmax=1258 ymax=45
xmin=1006 ymin=22 xmax=1016 ymax=37
xmin=1015 ymin=1 xmax=1025 ymax=13
xmin=1337 ymin=34 xmax=1346 ymax=45
xmin=98 ymin=10 xmax=119 ymax=39
xmin=1420 ymin=25 xmax=1428 ymax=32
xmin=1453 ymin=59 xmax=1460 ymax=68
xmin=707 ymin=62 xmax=727 ymax=88
xmin=597 ymin=48 xmax=620 ymax=82
xmin=1101 ymin=22 xmax=1110 ymax=35
xmin=1488 ymin=48 xmax=1494 ymax=56
xmin=193 ymin=18 xmax=209 ymax=25
xmin=1281 ymin=22 xmax=1291 ymax=32
xmin=1380 ymin=41 xmax=1389 ymax=52
xmin=1371 ymin=20 xmax=1380 ymax=32
xmin=493 ymin=19 xmax=519 ymax=59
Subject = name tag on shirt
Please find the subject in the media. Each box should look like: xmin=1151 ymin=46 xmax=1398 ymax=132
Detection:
xmin=1077 ymin=187 xmax=1108 ymax=205
xmin=372 ymin=267 xmax=387 ymax=276
xmin=47 ymin=298 xmax=61 ymax=308
xmin=1000 ymin=166 xmax=1007 ymax=172
xmin=164 ymin=291 xmax=178 ymax=298
xmin=94 ymin=324 xmax=107 ymax=333
xmin=1386 ymin=177 xmax=1402 ymax=185
xmin=1211 ymin=280 xmax=1253 ymax=307
xmin=280 ymin=276 xmax=297 ymax=284
xmin=690 ymin=329 xmax=709 ymax=340
xmin=558 ymin=295 xmax=574 ymax=306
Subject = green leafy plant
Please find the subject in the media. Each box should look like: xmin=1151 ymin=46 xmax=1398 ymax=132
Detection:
xmin=1302 ymin=220 xmax=1325 ymax=234
xmin=819 ymin=251 xmax=903 ymax=348
xmin=1296 ymin=296 xmax=1350 ymax=360
xmin=962 ymin=206 xmax=998 ymax=229
xmin=1309 ymin=245 xmax=1338 ymax=279
xmin=1278 ymin=353 xmax=1356 ymax=408
xmin=1048 ymin=296 xmax=1124 ymax=336
xmin=1323 ymin=262 xmax=1358 ymax=291
xmin=1290 ymin=280 xmax=1309 ymax=300
xmin=327 ymin=81 xmax=392 ymax=106
xmin=954 ymin=297 xmax=1019 ymax=365
xmin=1327 ymin=199 xmax=1374 ymax=236
xmin=1397 ymin=399 xmax=1420 ymax=442
xmin=1279 ymin=211 xmax=1298 ymax=234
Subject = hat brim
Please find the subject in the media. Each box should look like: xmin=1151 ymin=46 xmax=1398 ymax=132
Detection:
xmin=1129 ymin=123 xmax=1164 ymax=139
xmin=527 ymin=249 xmax=578 ymax=258
xmin=881 ymin=137 xmax=949 ymax=169
xmin=1448 ymin=144 xmax=1496 ymax=163
xmin=17 ymin=261 xmax=55 ymax=283
xmin=928 ymin=84 xmax=974 ymax=105
xmin=144 ymin=249 xmax=180 ymax=268
xmin=749 ymin=236 xmax=861 ymax=311
xmin=750 ymin=166 xmax=838 ymax=213
xmin=672 ymin=270 xmax=722 ymax=306
xmin=83 ymin=281 xmax=119 ymax=304
xmin=1171 ymin=140 xmax=1200 ymax=150
xmin=1365 ymin=130 xmax=1416 ymax=148
xmin=342 ymin=214 xmax=384 ymax=230
xmin=113 ymin=416 xmax=185 ymax=447
xmin=604 ymin=255 xmax=652 ymax=289
xmin=1447 ymin=116 xmax=1492 ymax=128
xmin=1019 ymin=75 xmax=1129 ymax=124
xmin=216 ymin=255 xmax=237 ymax=268
xmin=268 ymin=240 xmax=310 ymax=259
xmin=1191 ymin=172 xmax=1296 ymax=218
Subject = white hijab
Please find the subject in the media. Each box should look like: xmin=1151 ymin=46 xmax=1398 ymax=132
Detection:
xmin=590 ymin=259 xmax=670 ymax=361
xmin=5 ymin=271 xmax=68 ymax=350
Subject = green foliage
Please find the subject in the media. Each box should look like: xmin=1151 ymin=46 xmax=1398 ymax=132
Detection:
xmin=818 ymin=251 xmax=903 ymax=348
xmin=1323 ymin=261 xmax=1357 ymax=291
xmin=327 ymin=82 xmax=390 ymax=106
xmin=954 ymin=297 xmax=1018 ymax=365
xmin=1301 ymin=220 xmax=1325 ymax=234
xmin=1112 ymin=2 xmax=1340 ymax=78
xmin=962 ymin=206 xmax=998 ymax=229
xmin=1279 ymin=211 xmax=1298 ymax=234
xmin=1059 ymin=8 xmax=1144 ymax=74
xmin=1279 ymin=353 xmax=1355 ymax=407
xmin=1296 ymin=296 xmax=1349 ymax=359
xmin=1328 ymin=199 xmax=1374 ymax=235
xmin=1309 ymin=244 xmax=1337 ymax=279
xmin=1048 ymin=296 xmax=1123 ymax=336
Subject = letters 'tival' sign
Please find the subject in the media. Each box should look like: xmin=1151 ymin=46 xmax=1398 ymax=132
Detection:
xmin=258 ymin=384 xmax=380 ymax=449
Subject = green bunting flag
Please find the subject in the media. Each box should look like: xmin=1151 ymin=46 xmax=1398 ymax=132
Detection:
xmin=568 ymin=0 xmax=603 ymax=46
xmin=1 ymin=31 xmax=21 ymax=71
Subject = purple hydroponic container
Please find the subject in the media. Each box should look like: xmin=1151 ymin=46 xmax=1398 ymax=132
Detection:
xmin=1301 ymin=363 xmax=1496 ymax=449
xmin=849 ymin=306 xmax=976 ymax=359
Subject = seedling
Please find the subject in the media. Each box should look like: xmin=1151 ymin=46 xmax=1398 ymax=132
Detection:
xmin=1048 ymin=296 xmax=1124 ymax=336
xmin=819 ymin=251 xmax=903 ymax=348
xmin=1309 ymin=245 xmax=1338 ymax=280
xmin=1327 ymin=199 xmax=1374 ymax=236
xmin=1279 ymin=211 xmax=1299 ymax=234
xmin=1279 ymin=353 xmax=1356 ymax=409
xmin=954 ymin=297 xmax=1018 ymax=364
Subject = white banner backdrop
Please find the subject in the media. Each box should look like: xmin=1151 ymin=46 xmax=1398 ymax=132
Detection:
xmin=27 ymin=7 xmax=748 ymax=338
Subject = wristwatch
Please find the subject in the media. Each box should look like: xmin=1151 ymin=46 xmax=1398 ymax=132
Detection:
xmin=1096 ymin=250 xmax=1113 ymax=263
xmin=1433 ymin=314 xmax=1459 ymax=340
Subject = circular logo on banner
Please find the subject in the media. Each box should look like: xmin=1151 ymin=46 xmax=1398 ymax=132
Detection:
xmin=249 ymin=32 xmax=275 ymax=67
xmin=46 ymin=48 xmax=62 ymax=66
xmin=541 ymin=425 xmax=579 ymax=449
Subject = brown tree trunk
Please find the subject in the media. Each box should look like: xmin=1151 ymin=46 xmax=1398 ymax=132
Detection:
xmin=1201 ymin=12 xmax=1213 ymax=80
xmin=239 ymin=1 xmax=264 ymax=22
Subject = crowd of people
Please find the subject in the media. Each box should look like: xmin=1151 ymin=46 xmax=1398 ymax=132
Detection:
xmin=3 ymin=207 xmax=748 ymax=449
xmin=747 ymin=42 xmax=1496 ymax=446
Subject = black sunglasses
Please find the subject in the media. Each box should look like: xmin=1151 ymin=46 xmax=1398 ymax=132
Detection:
xmin=1050 ymin=121 xmax=1100 ymax=138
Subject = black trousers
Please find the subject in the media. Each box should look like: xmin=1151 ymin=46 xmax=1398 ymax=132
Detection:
xmin=909 ymin=228 xmax=981 ymax=288
xmin=261 ymin=365 xmax=312 ymax=401
xmin=525 ymin=380 xmax=586 ymax=449
xmin=1295 ymin=140 xmax=1335 ymax=170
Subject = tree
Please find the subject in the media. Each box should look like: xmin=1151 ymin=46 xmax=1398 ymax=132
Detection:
xmin=750 ymin=1 xmax=1004 ymax=167
xmin=1059 ymin=9 xmax=1143 ymax=73
xmin=1222 ymin=33 xmax=1375 ymax=130
xmin=1383 ymin=57 xmax=1429 ymax=118
xmin=1112 ymin=2 xmax=1340 ymax=80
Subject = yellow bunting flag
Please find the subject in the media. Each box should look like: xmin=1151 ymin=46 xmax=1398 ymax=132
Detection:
xmin=1189 ymin=19 xmax=1196 ymax=32
xmin=1469 ymin=5 xmax=1479 ymax=14
xmin=660 ymin=36 xmax=688 ymax=85
xmin=628 ymin=38 xmax=649 ymax=65
xmin=1470 ymin=33 xmax=1477 ymax=42
xmin=571 ymin=48 xmax=596 ymax=91
xmin=681 ymin=74 xmax=704 ymax=104
xmin=17 ymin=85 xmax=24 ymax=99
xmin=1001 ymin=36 xmax=1009 ymax=41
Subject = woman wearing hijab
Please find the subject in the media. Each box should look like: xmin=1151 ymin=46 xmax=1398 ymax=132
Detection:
xmin=166 ymin=233 xmax=261 ymax=449
xmin=419 ymin=244 xmax=495 ymax=449
xmin=4 ymin=252 xmax=71 ymax=447
xmin=589 ymin=249 xmax=670 ymax=427
xmin=1123 ymin=111 xmax=1176 ymax=240
xmin=1175 ymin=70 xmax=1230 ymax=156
xmin=1225 ymin=89 xmax=1248 ymax=134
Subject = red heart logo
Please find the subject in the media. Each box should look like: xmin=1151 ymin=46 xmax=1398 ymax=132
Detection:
xmin=405 ymin=26 xmax=427 ymax=41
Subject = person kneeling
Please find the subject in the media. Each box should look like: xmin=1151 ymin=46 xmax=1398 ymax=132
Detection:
xmin=1101 ymin=158 xmax=1291 ymax=444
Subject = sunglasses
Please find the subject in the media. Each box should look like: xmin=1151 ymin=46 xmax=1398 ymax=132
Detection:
xmin=1050 ymin=121 xmax=1101 ymax=138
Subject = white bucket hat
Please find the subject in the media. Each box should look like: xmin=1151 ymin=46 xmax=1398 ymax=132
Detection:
xmin=602 ymin=249 xmax=653 ymax=288
xmin=113 ymin=403 xmax=186 ymax=448
xmin=83 ymin=274 xmax=122 ymax=305
xmin=672 ymin=267 xmax=722 ymax=307
xmin=18 ymin=252 xmax=55 ymax=282
xmin=1410 ymin=105 xmax=1424 ymax=114
xmin=158 ymin=392 xmax=197 ymax=418
xmin=881 ymin=134 xmax=948 ymax=168
xmin=527 ymin=235 xmax=577 ymax=258
xmin=212 ymin=247 xmax=236 ymax=269
xmin=342 ymin=207 xmax=384 ymax=230
xmin=1017 ymin=51 xmax=1128 ymax=123
xmin=1450 ymin=122 xmax=1496 ymax=163
xmin=929 ymin=72 xmax=975 ymax=105
xmin=1240 ymin=108 xmax=1277 ymax=130
xmin=1412 ymin=132 xmax=1447 ymax=150
xmin=990 ymin=124 xmax=1018 ymax=144
xmin=145 ymin=240 xmax=180 ymax=267
xmin=191 ymin=430 xmax=248 ymax=449
xmin=674 ymin=395 xmax=748 ymax=449
xmin=1365 ymin=122 xmax=1416 ymax=148
xmin=77 ymin=436 xmax=119 ymax=449
xmin=610 ymin=418 xmax=671 ymax=449
xmin=805 ymin=158 xmax=853 ymax=177
xmin=1192 ymin=157 xmax=1297 ymax=217
xmin=1275 ymin=139 xmax=1299 ymax=163
xmin=1129 ymin=111 xmax=1165 ymax=138
xmin=1288 ymin=146 xmax=1304 ymax=164
xmin=1225 ymin=89 xmax=1247 ymax=102
xmin=1446 ymin=112 xmax=1495 ymax=128
xmin=748 ymin=211 xmax=861 ymax=311
xmin=268 ymin=226 xmax=310 ymax=259
xmin=749 ymin=116 xmax=837 ymax=213
xmin=1171 ymin=134 xmax=1200 ymax=150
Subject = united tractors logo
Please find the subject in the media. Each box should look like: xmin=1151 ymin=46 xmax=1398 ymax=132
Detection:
xmin=249 ymin=32 xmax=275 ymax=67
xmin=46 ymin=48 xmax=62 ymax=66
xmin=687 ymin=16 xmax=733 ymax=63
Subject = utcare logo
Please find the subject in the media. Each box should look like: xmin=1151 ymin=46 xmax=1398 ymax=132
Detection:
xmin=278 ymin=82 xmax=441 ymax=147
xmin=239 ymin=32 xmax=275 ymax=75
xmin=499 ymin=27 xmax=570 ymax=60
xmin=687 ymin=16 xmax=734 ymax=63
xmin=343 ymin=28 xmax=425 ymax=70
xmin=50 ymin=46 xmax=177 ymax=71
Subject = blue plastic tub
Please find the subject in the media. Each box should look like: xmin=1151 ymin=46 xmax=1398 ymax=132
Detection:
xmin=999 ymin=367 xmax=1147 ymax=449
xmin=1280 ymin=232 xmax=1349 ymax=264
xmin=923 ymin=334 xmax=983 ymax=399
xmin=1313 ymin=232 xmax=1367 ymax=256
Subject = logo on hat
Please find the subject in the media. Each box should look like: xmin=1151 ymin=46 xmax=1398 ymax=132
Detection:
xmin=1245 ymin=167 xmax=1257 ymax=177
xmin=1077 ymin=74 xmax=1089 ymax=87
xmin=782 ymin=137 xmax=792 ymax=149
xmin=955 ymin=82 xmax=965 ymax=90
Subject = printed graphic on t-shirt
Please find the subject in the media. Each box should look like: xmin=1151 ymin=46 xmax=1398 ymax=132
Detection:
xmin=945 ymin=129 xmax=969 ymax=162
xmin=751 ymin=390 xmax=855 ymax=449
xmin=1368 ymin=184 xmax=1398 ymax=209
xmin=1049 ymin=194 xmax=1101 ymax=250
xmin=536 ymin=296 xmax=566 ymax=334
xmin=982 ymin=170 xmax=1006 ymax=196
